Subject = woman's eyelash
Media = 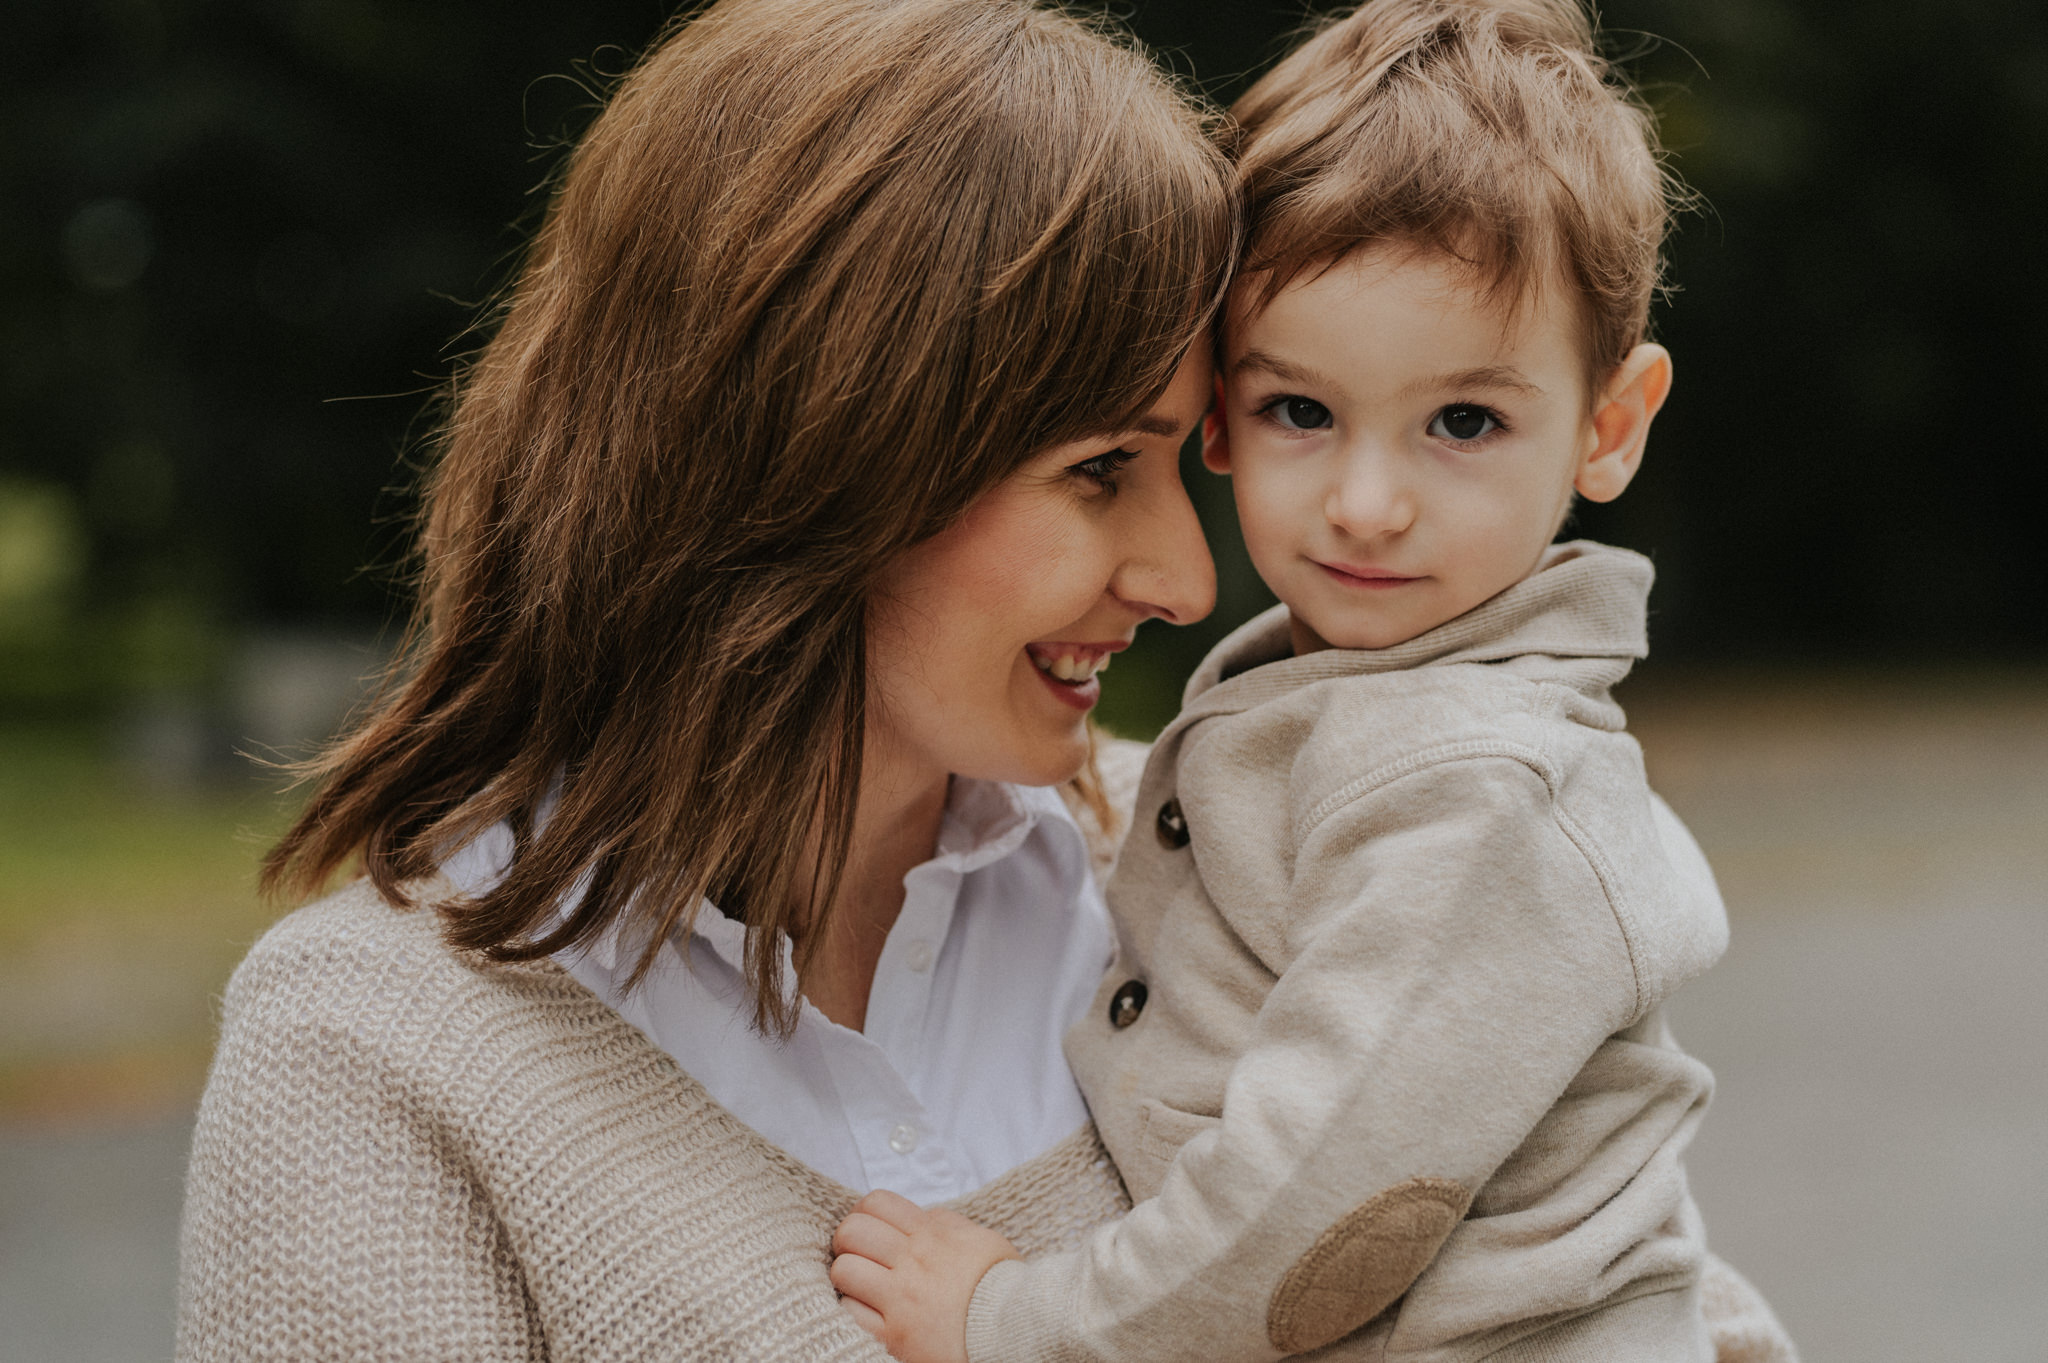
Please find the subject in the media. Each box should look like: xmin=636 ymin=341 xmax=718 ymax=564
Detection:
xmin=1071 ymin=448 xmax=1140 ymax=486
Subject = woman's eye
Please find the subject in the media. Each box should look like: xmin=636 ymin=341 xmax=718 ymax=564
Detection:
xmin=1070 ymin=448 xmax=1139 ymax=487
xmin=1428 ymin=404 xmax=1501 ymax=442
xmin=1269 ymin=396 xmax=1332 ymax=431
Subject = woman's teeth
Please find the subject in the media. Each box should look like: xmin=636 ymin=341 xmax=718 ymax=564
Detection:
xmin=1031 ymin=651 xmax=1110 ymax=684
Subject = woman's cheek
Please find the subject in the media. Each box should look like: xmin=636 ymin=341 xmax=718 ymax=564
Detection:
xmin=994 ymin=502 xmax=1103 ymax=632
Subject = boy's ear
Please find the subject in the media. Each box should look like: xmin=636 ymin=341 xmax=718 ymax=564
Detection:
xmin=1201 ymin=374 xmax=1232 ymax=474
xmin=1575 ymin=343 xmax=1672 ymax=503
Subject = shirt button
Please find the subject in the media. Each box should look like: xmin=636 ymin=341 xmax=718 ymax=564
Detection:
xmin=1108 ymin=979 xmax=1148 ymax=1028
xmin=888 ymin=1122 xmax=920 ymax=1155
xmin=1155 ymin=798 xmax=1189 ymax=849
xmin=904 ymin=939 xmax=936 ymax=974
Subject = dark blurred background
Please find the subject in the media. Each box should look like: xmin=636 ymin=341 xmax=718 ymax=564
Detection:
xmin=4 ymin=3 xmax=2045 ymax=1360
xmin=6 ymin=0 xmax=2045 ymax=733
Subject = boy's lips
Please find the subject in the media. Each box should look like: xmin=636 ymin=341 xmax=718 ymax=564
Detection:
xmin=1315 ymin=560 xmax=1424 ymax=589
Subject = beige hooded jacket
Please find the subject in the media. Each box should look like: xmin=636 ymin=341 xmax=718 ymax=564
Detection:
xmin=970 ymin=542 xmax=1746 ymax=1363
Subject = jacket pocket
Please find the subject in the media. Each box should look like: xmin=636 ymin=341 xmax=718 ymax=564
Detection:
xmin=1130 ymin=1098 xmax=1221 ymax=1196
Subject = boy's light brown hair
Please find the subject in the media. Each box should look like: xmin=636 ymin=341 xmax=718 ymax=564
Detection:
xmin=262 ymin=0 xmax=1234 ymax=1035
xmin=1230 ymin=0 xmax=1679 ymax=389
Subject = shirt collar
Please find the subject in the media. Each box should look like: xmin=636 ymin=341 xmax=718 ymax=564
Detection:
xmin=935 ymin=776 xmax=1039 ymax=871
xmin=565 ymin=776 xmax=1083 ymax=978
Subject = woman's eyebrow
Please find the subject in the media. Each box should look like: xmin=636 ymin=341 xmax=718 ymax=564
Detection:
xmin=1129 ymin=412 xmax=1187 ymax=437
xmin=1106 ymin=400 xmax=1204 ymax=441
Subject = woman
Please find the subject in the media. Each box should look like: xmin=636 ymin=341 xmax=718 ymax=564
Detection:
xmin=176 ymin=0 xmax=1232 ymax=1356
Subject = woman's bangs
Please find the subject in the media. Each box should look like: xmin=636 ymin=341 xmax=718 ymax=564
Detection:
xmin=975 ymin=44 xmax=1237 ymax=454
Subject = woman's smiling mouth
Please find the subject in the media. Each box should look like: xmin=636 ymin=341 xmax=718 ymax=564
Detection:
xmin=1025 ymin=641 xmax=1124 ymax=709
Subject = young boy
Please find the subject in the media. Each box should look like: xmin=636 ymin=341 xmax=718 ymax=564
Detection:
xmin=832 ymin=2 xmax=1793 ymax=1359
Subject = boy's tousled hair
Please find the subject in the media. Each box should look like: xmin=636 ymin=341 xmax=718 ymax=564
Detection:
xmin=1229 ymin=0 xmax=1679 ymax=388
xmin=262 ymin=0 xmax=1235 ymax=1035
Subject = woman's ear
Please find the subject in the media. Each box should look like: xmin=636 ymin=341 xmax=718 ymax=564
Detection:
xmin=1202 ymin=373 xmax=1233 ymax=474
xmin=1575 ymin=343 xmax=1672 ymax=504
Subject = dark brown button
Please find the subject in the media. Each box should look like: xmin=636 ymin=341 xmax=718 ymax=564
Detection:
xmin=1155 ymin=798 xmax=1189 ymax=849
xmin=1109 ymin=979 xmax=1148 ymax=1028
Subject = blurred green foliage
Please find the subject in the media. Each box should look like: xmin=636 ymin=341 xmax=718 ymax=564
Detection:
xmin=3 ymin=0 xmax=2044 ymax=730
xmin=0 ymin=723 xmax=282 ymax=944
xmin=0 ymin=478 xmax=224 ymax=715
xmin=0 ymin=721 xmax=290 ymax=1118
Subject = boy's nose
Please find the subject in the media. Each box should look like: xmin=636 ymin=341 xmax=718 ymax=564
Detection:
xmin=1325 ymin=448 xmax=1416 ymax=542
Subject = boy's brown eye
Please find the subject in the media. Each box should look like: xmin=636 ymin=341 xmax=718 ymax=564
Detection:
xmin=1272 ymin=396 xmax=1331 ymax=431
xmin=1430 ymin=404 xmax=1499 ymax=442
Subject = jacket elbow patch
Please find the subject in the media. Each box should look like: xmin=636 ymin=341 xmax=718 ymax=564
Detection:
xmin=1265 ymin=1177 xmax=1471 ymax=1353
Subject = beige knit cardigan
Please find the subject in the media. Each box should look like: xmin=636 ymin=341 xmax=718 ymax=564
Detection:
xmin=176 ymin=880 xmax=1130 ymax=1360
xmin=178 ymin=853 xmax=1793 ymax=1362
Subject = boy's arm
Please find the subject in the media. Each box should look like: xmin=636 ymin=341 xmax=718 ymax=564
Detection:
xmin=963 ymin=755 xmax=1648 ymax=1363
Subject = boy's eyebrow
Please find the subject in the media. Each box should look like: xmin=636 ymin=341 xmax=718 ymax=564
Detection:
xmin=1232 ymin=352 xmax=1545 ymax=400
xmin=1231 ymin=348 xmax=1330 ymax=389
xmin=1406 ymin=365 xmax=1545 ymax=398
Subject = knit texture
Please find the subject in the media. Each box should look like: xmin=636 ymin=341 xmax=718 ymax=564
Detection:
xmin=177 ymin=699 xmax=1792 ymax=1361
xmin=176 ymin=880 xmax=1129 ymax=1361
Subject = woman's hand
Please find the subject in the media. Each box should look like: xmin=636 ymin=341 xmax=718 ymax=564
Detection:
xmin=831 ymin=1190 xmax=1022 ymax=1363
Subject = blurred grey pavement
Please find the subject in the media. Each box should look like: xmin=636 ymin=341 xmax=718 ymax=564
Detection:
xmin=1639 ymin=673 xmax=2048 ymax=1362
xmin=0 ymin=1115 xmax=188 ymax=1363
xmin=2 ymin=673 xmax=2043 ymax=1362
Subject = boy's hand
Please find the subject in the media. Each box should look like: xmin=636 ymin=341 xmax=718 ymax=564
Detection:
xmin=831 ymin=1189 xmax=1022 ymax=1363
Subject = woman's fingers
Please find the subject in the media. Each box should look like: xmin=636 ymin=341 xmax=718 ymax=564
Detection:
xmin=832 ymin=1211 xmax=910 ymax=1267
xmin=852 ymin=1188 xmax=925 ymax=1232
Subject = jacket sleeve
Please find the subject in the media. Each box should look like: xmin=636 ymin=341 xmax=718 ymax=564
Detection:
xmin=967 ymin=755 xmax=1645 ymax=1363
xmin=1701 ymin=1253 xmax=1801 ymax=1363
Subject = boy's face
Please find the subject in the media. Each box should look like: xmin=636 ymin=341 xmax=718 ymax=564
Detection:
xmin=1211 ymin=245 xmax=1668 ymax=653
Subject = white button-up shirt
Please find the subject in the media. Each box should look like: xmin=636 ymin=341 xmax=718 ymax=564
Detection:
xmin=443 ymin=778 xmax=1113 ymax=1203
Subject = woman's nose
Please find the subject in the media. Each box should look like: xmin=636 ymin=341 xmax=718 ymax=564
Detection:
xmin=1326 ymin=445 xmax=1416 ymax=542
xmin=1112 ymin=456 xmax=1216 ymax=626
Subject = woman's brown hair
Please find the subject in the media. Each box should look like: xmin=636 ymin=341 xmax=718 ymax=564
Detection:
xmin=264 ymin=0 xmax=1235 ymax=1033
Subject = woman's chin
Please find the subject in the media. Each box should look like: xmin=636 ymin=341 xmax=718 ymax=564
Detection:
xmin=987 ymin=715 xmax=1093 ymax=789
